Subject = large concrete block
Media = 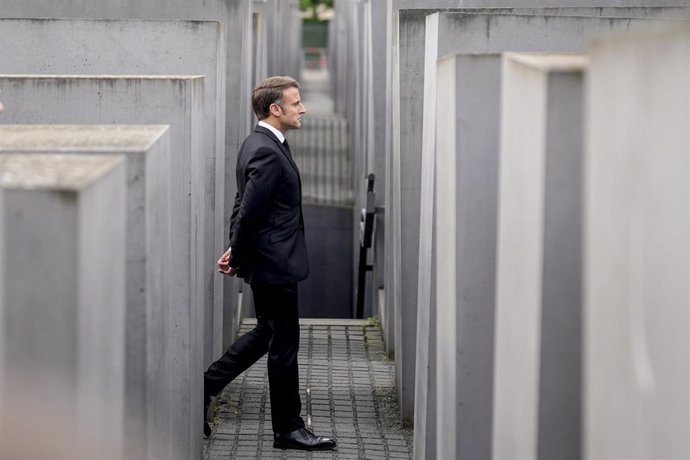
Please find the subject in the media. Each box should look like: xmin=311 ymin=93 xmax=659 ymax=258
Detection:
xmin=263 ymin=0 xmax=303 ymax=79
xmin=585 ymin=23 xmax=689 ymax=459
xmin=0 ymin=0 xmax=255 ymax=350
xmin=493 ymin=54 xmax=586 ymax=460
xmin=368 ymin=1 xmax=389 ymax=315
xmin=428 ymin=12 xmax=684 ymax=459
xmin=0 ymin=17 xmax=228 ymax=369
xmin=0 ymin=154 xmax=126 ymax=459
xmin=435 ymin=52 xmax=503 ymax=460
xmin=0 ymin=125 xmax=172 ymax=459
xmin=391 ymin=5 xmax=688 ymax=431
xmin=0 ymin=74 xmax=204 ymax=459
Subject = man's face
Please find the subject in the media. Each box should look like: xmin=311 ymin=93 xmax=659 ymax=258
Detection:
xmin=274 ymin=87 xmax=306 ymax=131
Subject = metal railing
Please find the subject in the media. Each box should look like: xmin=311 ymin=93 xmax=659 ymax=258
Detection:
xmin=288 ymin=115 xmax=352 ymax=207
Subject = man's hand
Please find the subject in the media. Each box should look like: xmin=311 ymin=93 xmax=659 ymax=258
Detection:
xmin=217 ymin=247 xmax=237 ymax=276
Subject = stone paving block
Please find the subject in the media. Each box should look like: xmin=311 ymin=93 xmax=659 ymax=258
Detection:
xmin=0 ymin=74 xmax=203 ymax=459
xmin=584 ymin=22 xmax=690 ymax=459
xmin=0 ymin=154 xmax=126 ymax=459
xmin=0 ymin=18 xmax=229 ymax=369
xmin=0 ymin=125 xmax=171 ymax=459
xmin=204 ymin=322 xmax=412 ymax=459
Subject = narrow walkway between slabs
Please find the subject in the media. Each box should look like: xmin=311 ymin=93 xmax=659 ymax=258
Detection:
xmin=203 ymin=319 xmax=413 ymax=459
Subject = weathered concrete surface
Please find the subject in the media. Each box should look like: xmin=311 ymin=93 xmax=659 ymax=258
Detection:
xmin=0 ymin=154 xmax=127 ymax=459
xmin=0 ymin=74 xmax=204 ymax=460
xmin=0 ymin=125 xmax=172 ymax=459
xmin=434 ymin=52 xmax=503 ymax=460
xmin=493 ymin=54 xmax=586 ymax=460
xmin=412 ymin=12 xmax=441 ymax=460
xmin=423 ymin=11 xmax=682 ymax=460
xmin=262 ymin=0 xmax=303 ymax=80
xmin=585 ymin=23 xmax=690 ymax=459
xmin=0 ymin=0 xmax=255 ymax=354
xmin=0 ymin=17 xmax=228 ymax=370
xmin=392 ymin=5 xmax=689 ymax=433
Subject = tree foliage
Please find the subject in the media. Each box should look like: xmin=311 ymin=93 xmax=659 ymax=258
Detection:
xmin=300 ymin=0 xmax=334 ymax=19
xmin=299 ymin=0 xmax=334 ymax=10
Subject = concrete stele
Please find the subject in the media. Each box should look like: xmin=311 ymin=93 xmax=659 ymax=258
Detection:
xmin=0 ymin=17 xmax=228 ymax=369
xmin=0 ymin=124 xmax=172 ymax=460
xmin=0 ymin=0 xmax=257 ymax=364
xmin=0 ymin=154 xmax=126 ymax=459
xmin=0 ymin=74 xmax=204 ymax=460
xmin=389 ymin=5 xmax=689 ymax=430
xmin=493 ymin=54 xmax=586 ymax=460
xmin=427 ymin=12 xmax=680 ymax=460
xmin=585 ymin=22 xmax=690 ymax=459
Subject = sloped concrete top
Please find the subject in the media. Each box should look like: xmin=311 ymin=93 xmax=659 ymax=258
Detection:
xmin=505 ymin=53 xmax=589 ymax=71
xmin=0 ymin=74 xmax=202 ymax=80
xmin=0 ymin=154 xmax=123 ymax=191
xmin=432 ymin=13 xmax=678 ymax=58
xmin=0 ymin=125 xmax=168 ymax=152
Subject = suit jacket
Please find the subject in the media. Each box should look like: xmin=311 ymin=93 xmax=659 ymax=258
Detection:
xmin=228 ymin=125 xmax=309 ymax=285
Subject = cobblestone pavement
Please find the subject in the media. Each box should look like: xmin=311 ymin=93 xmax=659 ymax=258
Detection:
xmin=203 ymin=319 xmax=413 ymax=459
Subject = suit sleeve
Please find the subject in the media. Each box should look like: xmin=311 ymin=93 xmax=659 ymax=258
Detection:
xmin=229 ymin=146 xmax=282 ymax=269
xmin=228 ymin=190 xmax=241 ymax=245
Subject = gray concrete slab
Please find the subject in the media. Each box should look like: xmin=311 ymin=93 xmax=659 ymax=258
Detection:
xmin=381 ymin=2 xmax=688 ymax=369
xmin=427 ymin=12 xmax=683 ymax=460
xmin=412 ymin=14 xmax=441 ymax=458
xmin=584 ymin=22 xmax=690 ymax=459
xmin=0 ymin=125 xmax=172 ymax=459
xmin=0 ymin=17 xmax=227 ymax=368
xmin=435 ymin=52 xmax=503 ymax=460
xmin=0 ymin=154 xmax=127 ymax=459
xmin=391 ymin=6 xmax=690 ymax=433
xmin=0 ymin=0 xmax=255 ymax=351
xmin=251 ymin=0 xmax=269 ymax=88
xmin=368 ymin=1 xmax=389 ymax=319
xmin=263 ymin=0 xmax=303 ymax=80
xmin=493 ymin=54 xmax=586 ymax=460
xmin=0 ymin=74 xmax=204 ymax=460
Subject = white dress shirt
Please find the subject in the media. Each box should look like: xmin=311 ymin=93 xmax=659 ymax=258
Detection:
xmin=258 ymin=120 xmax=285 ymax=143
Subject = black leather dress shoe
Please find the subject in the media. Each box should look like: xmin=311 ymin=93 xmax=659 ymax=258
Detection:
xmin=273 ymin=427 xmax=337 ymax=451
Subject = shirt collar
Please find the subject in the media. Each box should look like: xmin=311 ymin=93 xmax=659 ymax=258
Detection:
xmin=258 ymin=120 xmax=285 ymax=143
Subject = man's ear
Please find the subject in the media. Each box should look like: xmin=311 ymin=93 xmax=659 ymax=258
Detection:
xmin=269 ymin=103 xmax=282 ymax=117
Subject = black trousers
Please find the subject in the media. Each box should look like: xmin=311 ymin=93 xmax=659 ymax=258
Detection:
xmin=204 ymin=282 xmax=304 ymax=434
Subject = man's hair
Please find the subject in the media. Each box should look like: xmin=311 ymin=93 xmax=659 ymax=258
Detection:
xmin=252 ymin=76 xmax=300 ymax=120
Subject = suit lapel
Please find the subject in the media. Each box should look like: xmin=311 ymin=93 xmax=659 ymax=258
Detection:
xmin=255 ymin=125 xmax=300 ymax=176
xmin=254 ymin=125 xmax=305 ymax=229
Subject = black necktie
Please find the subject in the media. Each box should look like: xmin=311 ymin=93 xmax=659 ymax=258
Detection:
xmin=282 ymin=139 xmax=293 ymax=159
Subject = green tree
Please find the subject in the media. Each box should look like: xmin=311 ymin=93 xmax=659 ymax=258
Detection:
xmin=300 ymin=0 xmax=333 ymax=20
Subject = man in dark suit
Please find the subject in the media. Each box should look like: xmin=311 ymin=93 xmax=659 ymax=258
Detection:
xmin=203 ymin=76 xmax=336 ymax=451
